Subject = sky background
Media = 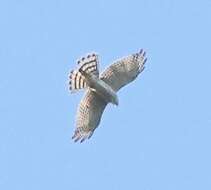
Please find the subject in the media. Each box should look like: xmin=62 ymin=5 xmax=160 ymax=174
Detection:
xmin=0 ymin=0 xmax=211 ymax=189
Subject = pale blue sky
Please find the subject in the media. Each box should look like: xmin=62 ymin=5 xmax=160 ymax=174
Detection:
xmin=0 ymin=0 xmax=211 ymax=189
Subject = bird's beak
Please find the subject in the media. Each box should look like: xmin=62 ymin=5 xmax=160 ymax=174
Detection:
xmin=115 ymin=98 xmax=119 ymax=106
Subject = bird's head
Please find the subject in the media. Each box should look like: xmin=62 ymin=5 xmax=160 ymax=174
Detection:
xmin=111 ymin=95 xmax=119 ymax=106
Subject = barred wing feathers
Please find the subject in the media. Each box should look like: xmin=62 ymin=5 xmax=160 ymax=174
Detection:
xmin=100 ymin=50 xmax=147 ymax=92
xmin=72 ymin=89 xmax=107 ymax=143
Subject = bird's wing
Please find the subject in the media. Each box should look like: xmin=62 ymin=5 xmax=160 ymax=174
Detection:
xmin=72 ymin=89 xmax=107 ymax=143
xmin=100 ymin=49 xmax=147 ymax=92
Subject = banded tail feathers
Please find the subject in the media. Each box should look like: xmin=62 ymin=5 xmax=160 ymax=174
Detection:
xmin=77 ymin=53 xmax=99 ymax=76
xmin=68 ymin=70 xmax=87 ymax=92
xmin=68 ymin=52 xmax=99 ymax=92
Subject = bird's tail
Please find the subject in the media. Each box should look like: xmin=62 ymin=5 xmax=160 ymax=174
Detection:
xmin=68 ymin=53 xmax=99 ymax=92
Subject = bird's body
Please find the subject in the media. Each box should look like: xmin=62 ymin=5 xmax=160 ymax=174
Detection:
xmin=81 ymin=71 xmax=119 ymax=106
xmin=68 ymin=50 xmax=147 ymax=143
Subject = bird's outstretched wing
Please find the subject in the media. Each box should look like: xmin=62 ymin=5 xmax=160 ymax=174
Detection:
xmin=100 ymin=49 xmax=147 ymax=92
xmin=72 ymin=89 xmax=107 ymax=143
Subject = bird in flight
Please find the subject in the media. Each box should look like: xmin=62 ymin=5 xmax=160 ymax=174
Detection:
xmin=68 ymin=49 xmax=147 ymax=143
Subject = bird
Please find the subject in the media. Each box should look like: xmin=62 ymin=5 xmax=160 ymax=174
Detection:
xmin=68 ymin=49 xmax=147 ymax=143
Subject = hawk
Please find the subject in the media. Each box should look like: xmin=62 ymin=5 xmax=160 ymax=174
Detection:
xmin=68 ymin=49 xmax=147 ymax=143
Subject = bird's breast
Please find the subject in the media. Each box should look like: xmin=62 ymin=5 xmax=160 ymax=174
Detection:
xmin=90 ymin=78 xmax=118 ymax=104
